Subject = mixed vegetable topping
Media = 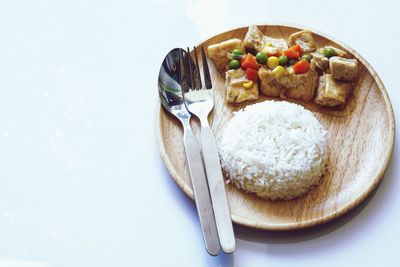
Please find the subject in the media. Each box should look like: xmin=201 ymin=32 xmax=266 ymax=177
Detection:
xmin=227 ymin=43 xmax=314 ymax=78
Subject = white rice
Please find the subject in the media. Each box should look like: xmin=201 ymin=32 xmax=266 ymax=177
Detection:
xmin=218 ymin=100 xmax=328 ymax=200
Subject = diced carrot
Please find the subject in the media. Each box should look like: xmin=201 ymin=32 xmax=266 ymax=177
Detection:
xmin=241 ymin=53 xmax=260 ymax=70
xmin=283 ymin=48 xmax=300 ymax=59
xmin=245 ymin=68 xmax=258 ymax=82
xmin=292 ymin=59 xmax=310 ymax=74
xmin=292 ymin=44 xmax=302 ymax=53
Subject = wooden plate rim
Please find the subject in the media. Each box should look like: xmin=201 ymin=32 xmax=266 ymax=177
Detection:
xmin=155 ymin=23 xmax=396 ymax=231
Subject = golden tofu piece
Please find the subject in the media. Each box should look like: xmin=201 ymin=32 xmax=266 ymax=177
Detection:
xmin=259 ymin=67 xmax=285 ymax=98
xmin=319 ymin=46 xmax=348 ymax=58
xmin=288 ymin=30 xmax=316 ymax=52
xmin=207 ymin=38 xmax=242 ymax=74
xmin=315 ymin=74 xmax=353 ymax=107
xmin=243 ymin=25 xmax=265 ymax=53
xmin=258 ymin=61 xmax=318 ymax=102
xmin=225 ymin=69 xmax=259 ymax=104
xmin=258 ymin=67 xmax=281 ymax=97
xmin=329 ymin=56 xmax=358 ymax=81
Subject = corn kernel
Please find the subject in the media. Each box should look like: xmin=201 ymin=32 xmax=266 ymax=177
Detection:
xmin=267 ymin=56 xmax=280 ymax=69
xmin=266 ymin=42 xmax=273 ymax=47
xmin=272 ymin=66 xmax=287 ymax=78
xmin=243 ymin=81 xmax=254 ymax=88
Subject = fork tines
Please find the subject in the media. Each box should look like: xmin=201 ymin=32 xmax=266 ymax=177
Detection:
xmin=192 ymin=47 xmax=202 ymax=89
xmin=200 ymin=46 xmax=212 ymax=89
xmin=180 ymin=46 xmax=213 ymax=91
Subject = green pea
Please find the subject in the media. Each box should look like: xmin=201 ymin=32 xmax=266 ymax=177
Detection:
xmin=288 ymin=58 xmax=298 ymax=66
xmin=228 ymin=59 xmax=240 ymax=69
xmin=301 ymin=54 xmax=312 ymax=62
xmin=231 ymin=48 xmax=244 ymax=60
xmin=323 ymin=47 xmax=337 ymax=58
xmin=279 ymin=55 xmax=288 ymax=66
xmin=256 ymin=52 xmax=267 ymax=64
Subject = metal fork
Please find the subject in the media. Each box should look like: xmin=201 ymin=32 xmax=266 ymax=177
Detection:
xmin=180 ymin=46 xmax=236 ymax=254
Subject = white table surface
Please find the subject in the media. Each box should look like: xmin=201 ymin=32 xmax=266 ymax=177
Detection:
xmin=0 ymin=0 xmax=399 ymax=266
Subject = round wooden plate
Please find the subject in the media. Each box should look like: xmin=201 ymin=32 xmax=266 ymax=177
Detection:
xmin=155 ymin=24 xmax=395 ymax=230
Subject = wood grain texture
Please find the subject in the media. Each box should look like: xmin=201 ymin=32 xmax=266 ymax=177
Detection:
xmin=155 ymin=24 xmax=395 ymax=230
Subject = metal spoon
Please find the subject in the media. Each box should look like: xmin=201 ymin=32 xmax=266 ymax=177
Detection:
xmin=158 ymin=48 xmax=221 ymax=256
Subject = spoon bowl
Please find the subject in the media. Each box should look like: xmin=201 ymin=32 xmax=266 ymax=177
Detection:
xmin=158 ymin=48 xmax=190 ymax=120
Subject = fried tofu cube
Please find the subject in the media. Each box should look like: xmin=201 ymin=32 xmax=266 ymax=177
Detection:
xmin=243 ymin=25 xmax=265 ymax=53
xmin=329 ymin=56 xmax=358 ymax=81
xmin=258 ymin=61 xmax=318 ymax=102
xmin=258 ymin=67 xmax=281 ymax=97
xmin=207 ymin=38 xmax=243 ymax=74
xmin=288 ymin=30 xmax=316 ymax=52
xmin=315 ymin=74 xmax=353 ymax=107
xmin=284 ymin=64 xmax=319 ymax=101
xmin=225 ymin=69 xmax=259 ymax=104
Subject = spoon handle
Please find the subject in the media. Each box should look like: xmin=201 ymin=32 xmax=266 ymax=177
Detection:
xmin=182 ymin=123 xmax=221 ymax=256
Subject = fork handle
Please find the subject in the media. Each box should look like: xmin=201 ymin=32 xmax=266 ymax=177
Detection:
xmin=200 ymin=124 xmax=236 ymax=253
xmin=182 ymin=124 xmax=221 ymax=256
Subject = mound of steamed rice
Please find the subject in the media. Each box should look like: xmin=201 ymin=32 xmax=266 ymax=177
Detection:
xmin=218 ymin=100 xmax=328 ymax=200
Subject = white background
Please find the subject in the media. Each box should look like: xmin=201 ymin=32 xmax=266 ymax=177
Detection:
xmin=0 ymin=0 xmax=399 ymax=266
